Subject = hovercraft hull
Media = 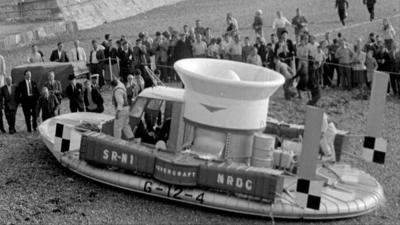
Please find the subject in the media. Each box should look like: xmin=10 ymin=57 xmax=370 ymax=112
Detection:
xmin=39 ymin=113 xmax=385 ymax=220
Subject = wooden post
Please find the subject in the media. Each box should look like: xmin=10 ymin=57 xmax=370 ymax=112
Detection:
xmin=366 ymin=72 xmax=389 ymax=137
xmin=109 ymin=57 xmax=113 ymax=80
xmin=298 ymin=106 xmax=324 ymax=180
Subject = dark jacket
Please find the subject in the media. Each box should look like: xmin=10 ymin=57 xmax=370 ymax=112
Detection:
xmin=364 ymin=0 xmax=376 ymax=6
xmin=374 ymin=48 xmax=390 ymax=71
xmin=336 ymin=0 xmax=349 ymax=9
xmin=36 ymin=93 xmax=59 ymax=121
xmin=118 ymin=48 xmax=135 ymax=68
xmin=89 ymin=49 xmax=106 ymax=65
xmin=66 ymin=82 xmax=84 ymax=110
xmin=83 ymin=87 xmax=104 ymax=113
xmin=50 ymin=50 xmax=69 ymax=62
xmin=0 ymin=85 xmax=18 ymax=111
xmin=44 ymin=80 xmax=63 ymax=102
xmin=254 ymin=43 xmax=268 ymax=64
xmin=174 ymin=39 xmax=193 ymax=61
xmin=16 ymin=79 xmax=40 ymax=106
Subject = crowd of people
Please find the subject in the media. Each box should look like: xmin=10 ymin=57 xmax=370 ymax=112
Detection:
xmin=0 ymin=2 xmax=398 ymax=135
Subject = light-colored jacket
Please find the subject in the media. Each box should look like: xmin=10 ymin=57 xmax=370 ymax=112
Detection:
xmin=70 ymin=46 xmax=87 ymax=62
xmin=112 ymin=81 xmax=128 ymax=111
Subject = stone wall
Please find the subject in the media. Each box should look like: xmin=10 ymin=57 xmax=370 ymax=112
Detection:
xmin=0 ymin=0 xmax=63 ymax=22
xmin=0 ymin=21 xmax=78 ymax=50
xmin=0 ymin=0 xmax=185 ymax=28
xmin=57 ymin=0 xmax=185 ymax=30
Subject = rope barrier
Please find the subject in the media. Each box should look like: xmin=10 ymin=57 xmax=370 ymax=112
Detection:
xmin=282 ymin=55 xmax=400 ymax=76
xmin=96 ymin=55 xmax=400 ymax=76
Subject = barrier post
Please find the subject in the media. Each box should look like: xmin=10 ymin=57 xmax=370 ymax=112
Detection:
xmin=109 ymin=57 xmax=113 ymax=80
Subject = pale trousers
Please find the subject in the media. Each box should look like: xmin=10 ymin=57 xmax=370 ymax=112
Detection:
xmin=113 ymin=106 xmax=134 ymax=140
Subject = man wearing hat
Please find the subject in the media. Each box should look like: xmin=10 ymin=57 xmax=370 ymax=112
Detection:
xmin=65 ymin=74 xmax=84 ymax=112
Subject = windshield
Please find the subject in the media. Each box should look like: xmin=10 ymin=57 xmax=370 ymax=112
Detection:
xmin=130 ymin=97 xmax=148 ymax=118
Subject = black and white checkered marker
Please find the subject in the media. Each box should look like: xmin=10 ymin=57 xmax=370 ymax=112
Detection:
xmin=54 ymin=123 xmax=72 ymax=152
xmin=362 ymin=136 xmax=387 ymax=164
xmin=295 ymin=178 xmax=323 ymax=210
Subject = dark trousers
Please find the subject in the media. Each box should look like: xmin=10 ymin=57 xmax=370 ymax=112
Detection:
xmin=119 ymin=65 xmax=130 ymax=83
xmin=90 ymin=63 xmax=104 ymax=87
xmin=307 ymin=88 xmax=321 ymax=106
xmin=323 ymin=60 xmax=334 ymax=87
xmin=42 ymin=112 xmax=56 ymax=122
xmin=367 ymin=4 xmax=375 ymax=20
xmin=338 ymin=64 xmax=352 ymax=90
xmin=389 ymin=73 xmax=400 ymax=95
xmin=283 ymin=79 xmax=296 ymax=100
xmin=0 ymin=110 xmax=5 ymax=131
xmin=338 ymin=8 xmax=346 ymax=25
xmin=4 ymin=109 xmax=16 ymax=132
xmin=70 ymin=102 xmax=84 ymax=113
xmin=22 ymin=102 xmax=37 ymax=132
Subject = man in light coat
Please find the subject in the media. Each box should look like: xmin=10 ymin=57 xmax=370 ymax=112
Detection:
xmin=70 ymin=40 xmax=87 ymax=62
xmin=111 ymin=79 xmax=134 ymax=140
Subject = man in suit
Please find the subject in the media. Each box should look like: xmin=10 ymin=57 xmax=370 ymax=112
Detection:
xmin=36 ymin=87 xmax=59 ymax=122
xmin=17 ymin=70 xmax=40 ymax=132
xmin=89 ymin=40 xmax=105 ymax=87
xmin=70 ymin=40 xmax=87 ymax=62
xmin=65 ymin=74 xmax=84 ymax=112
xmin=0 ymin=76 xmax=17 ymax=134
xmin=118 ymin=41 xmax=135 ymax=82
xmin=44 ymin=71 xmax=62 ymax=114
xmin=50 ymin=42 xmax=69 ymax=62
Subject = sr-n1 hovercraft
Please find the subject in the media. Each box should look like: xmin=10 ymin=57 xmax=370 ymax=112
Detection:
xmin=39 ymin=59 xmax=386 ymax=220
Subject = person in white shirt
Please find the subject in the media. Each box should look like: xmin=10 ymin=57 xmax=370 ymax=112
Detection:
xmin=0 ymin=54 xmax=6 ymax=87
xmin=272 ymin=11 xmax=292 ymax=39
xmin=227 ymin=34 xmax=242 ymax=61
xmin=220 ymin=33 xmax=231 ymax=59
xmin=313 ymin=45 xmax=326 ymax=86
xmin=70 ymin=40 xmax=87 ymax=62
xmin=27 ymin=44 xmax=43 ymax=63
xmin=307 ymin=35 xmax=320 ymax=60
xmin=192 ymin=33 xmax=207 ymax=57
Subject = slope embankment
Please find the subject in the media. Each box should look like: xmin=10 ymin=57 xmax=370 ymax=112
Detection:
xmin=0 ymin=0 xmax=185 ymax=49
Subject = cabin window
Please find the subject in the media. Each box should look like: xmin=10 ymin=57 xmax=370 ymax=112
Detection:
xmin=130 ymin=97 xmax=148 ymax=118
xmin=132 ymin=98 xmax=172 ymax=147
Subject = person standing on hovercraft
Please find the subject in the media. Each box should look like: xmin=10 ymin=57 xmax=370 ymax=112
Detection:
xmin=111 ymin=79 xmax=134 ymax=140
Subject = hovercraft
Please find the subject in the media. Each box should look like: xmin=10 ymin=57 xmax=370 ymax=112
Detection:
xmin=39 ymin=59 xmax=386 ymax=219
